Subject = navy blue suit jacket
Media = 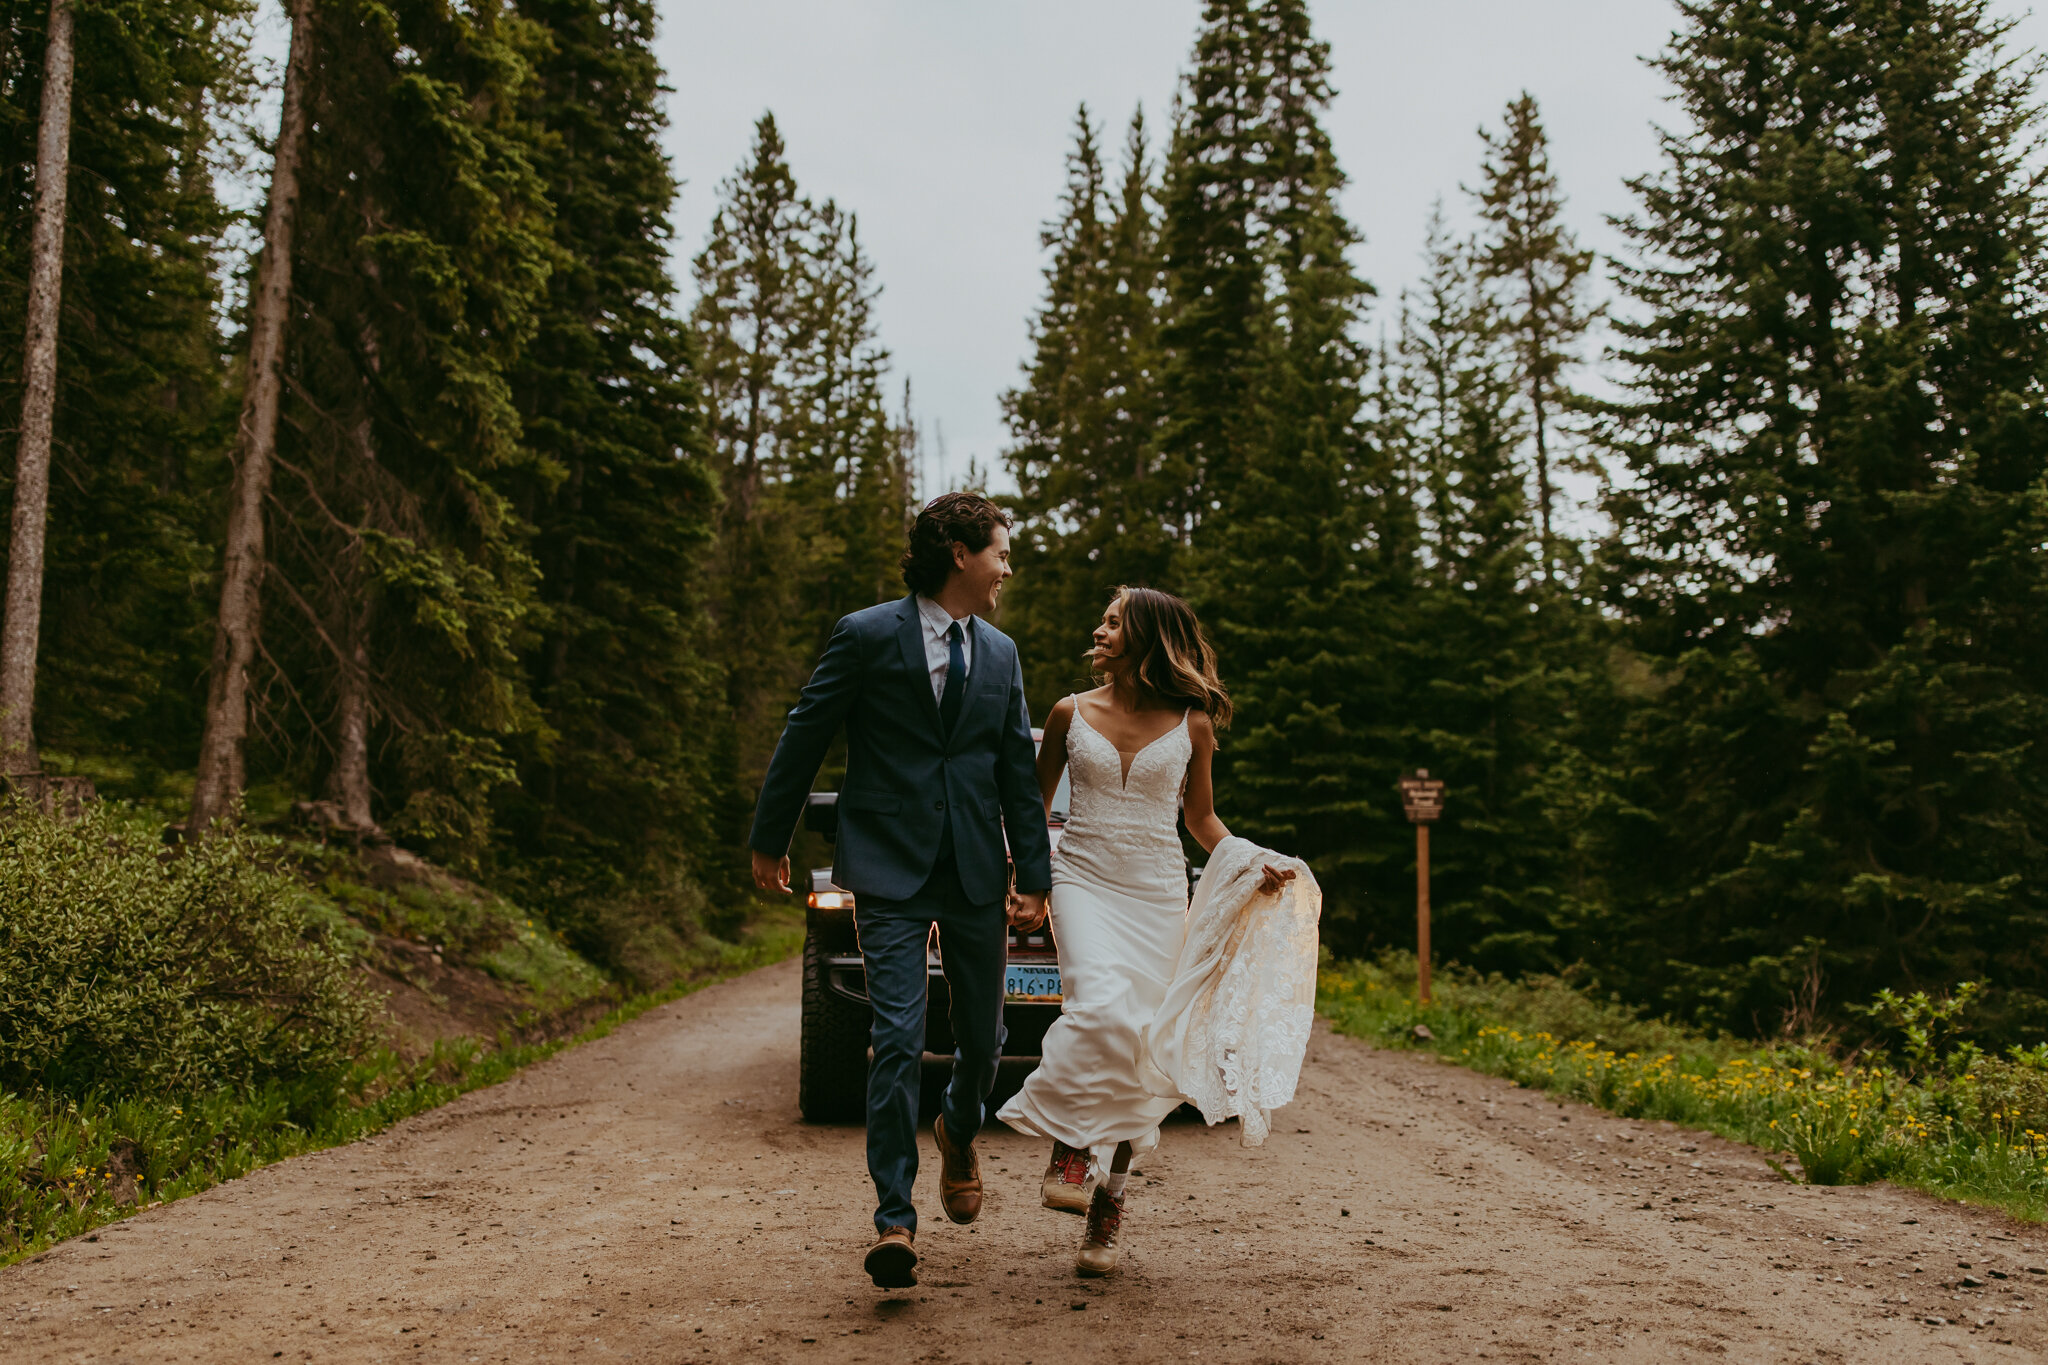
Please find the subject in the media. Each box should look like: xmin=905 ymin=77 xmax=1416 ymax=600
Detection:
xmin=747 ymin=596 xmax=1054 ymax=905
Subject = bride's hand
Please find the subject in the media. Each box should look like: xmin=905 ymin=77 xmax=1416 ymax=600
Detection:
xmin=1007 ymin=890 xmax=1049 ymax=931
xmin=1256 ymin=864 xmax=1297 ymax=896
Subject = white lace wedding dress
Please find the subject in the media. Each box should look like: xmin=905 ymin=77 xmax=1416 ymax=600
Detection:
xmin=997 ymin=702 xmax=1321 ymax=1160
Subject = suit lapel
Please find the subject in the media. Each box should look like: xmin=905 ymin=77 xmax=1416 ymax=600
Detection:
xmin=894 ymin=597 xmax=946 ymax=742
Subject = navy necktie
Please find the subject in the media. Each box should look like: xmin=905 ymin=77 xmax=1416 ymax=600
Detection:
xmin=939 ymin=621 xmax=966 ymax=736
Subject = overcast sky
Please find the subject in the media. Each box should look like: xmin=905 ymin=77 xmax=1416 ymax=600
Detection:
xmin=654 ymin=0 xmax=2048 ymax=493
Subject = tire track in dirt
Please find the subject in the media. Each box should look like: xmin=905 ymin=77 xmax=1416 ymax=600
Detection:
xmin=4 ymin=957 xmax=2043 ymax=1362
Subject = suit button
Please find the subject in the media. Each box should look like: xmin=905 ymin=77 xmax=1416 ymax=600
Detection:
xmin=933 ymin=800 xmax=945 ymax=810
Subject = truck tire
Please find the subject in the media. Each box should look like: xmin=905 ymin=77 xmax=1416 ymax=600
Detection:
xmin=799 ymin=929 xmax=870 ymax=1123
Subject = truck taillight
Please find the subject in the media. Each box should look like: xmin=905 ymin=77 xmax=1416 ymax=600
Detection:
xmin=808 ymin=890 xmax=854 ymax=912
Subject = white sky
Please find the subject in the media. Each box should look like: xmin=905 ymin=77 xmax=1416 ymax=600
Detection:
xmin=656 ymin=0 xmax=2048 ymax=494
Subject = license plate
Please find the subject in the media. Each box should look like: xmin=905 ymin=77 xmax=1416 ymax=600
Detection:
xmin=1005 ymin=962 xmax=1062 ymax=1002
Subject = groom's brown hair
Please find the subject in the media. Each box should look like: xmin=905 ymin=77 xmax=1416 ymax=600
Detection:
xmin=900 ymin=492 xmax=1011 ymax=596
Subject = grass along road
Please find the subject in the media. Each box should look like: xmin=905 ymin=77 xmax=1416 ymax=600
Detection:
xmin=4 ymin=956 xmax=2045 ymax=1362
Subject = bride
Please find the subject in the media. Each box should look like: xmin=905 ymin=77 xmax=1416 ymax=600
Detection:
xmin=997 ymin=586 xmax=1294 ymax=1277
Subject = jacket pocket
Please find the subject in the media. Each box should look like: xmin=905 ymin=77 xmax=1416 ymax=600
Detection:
xmin=841 ymin=787 xmax=904 ymax=815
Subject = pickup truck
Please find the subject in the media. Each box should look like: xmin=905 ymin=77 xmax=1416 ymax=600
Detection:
xmin=796 ymin=734 xmax=1073 ymax=1123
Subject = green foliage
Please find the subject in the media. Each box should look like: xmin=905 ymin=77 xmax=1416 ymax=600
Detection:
xmin=1001 ymin=106 xmax=1173 ymax=716
xmin=491 ymin=0 xmax=725 ymax=965
xmin=691 ymin=112 xmax=916 ymax=863
xmin=262 ymin=0 xmax=555 ymax=848
xmin=1366 ymin=196 xmax=1604 ymax=972
xmin=1162 ymin=0 xmax=1399 ymax=942
xmin=0 ymin=805 xmax=375 ymax=1094
xmin=0 ymin=906 xmax=801 ymax=1266
xmin=0 ymin=0 xmax=244 ymax=773
xmin=1589 ymin=0 xmax=2048 ymax=1034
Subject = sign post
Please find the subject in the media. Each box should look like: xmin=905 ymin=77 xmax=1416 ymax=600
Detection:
xmin=1398 ymin=769 xmax=1446 ymax=1005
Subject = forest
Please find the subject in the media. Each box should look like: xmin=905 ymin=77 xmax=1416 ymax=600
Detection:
xmin=2 ymin=0 xmax=2045 ymax=1054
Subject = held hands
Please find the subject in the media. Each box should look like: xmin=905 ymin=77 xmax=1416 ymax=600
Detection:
xmin=751 ymin=850 xmax=792 ymax=895
xmin=1256 ymin=863 xmax=1297 ymax=897
xmin=1007 ymin=889 xmax=1049 ymax=931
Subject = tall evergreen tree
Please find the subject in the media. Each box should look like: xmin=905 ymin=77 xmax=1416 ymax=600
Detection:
xmin=493 ymin=0 xmax=723 ymax=973
xmin=0 ymin=0 xmax=242 ymax=783
xmin=1470 ymin=93 xmax=1595 ymax=587
xmin=790 ymin=201 xmax=909 ymax=643
xmin=1163 ymin=0 xmax=1395 ymax=945
xmin=693 ymin=116 xmax=914 ymax=809
xmin=1596 ymin=0 xmax=2048 ymax=1033
xmin=692 ymin=115 xmax=813 ymax=793
xmin=1378 ymin=211 xmax=1593 ymax=970
xmin=262 ymin=0 xmax=555 ymax=870
xmin=1002 ymin=105 xmax=1169 ymax=716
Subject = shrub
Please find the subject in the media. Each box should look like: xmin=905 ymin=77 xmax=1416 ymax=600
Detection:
xmin=0 ymin=806 xmax=375 ymax=1093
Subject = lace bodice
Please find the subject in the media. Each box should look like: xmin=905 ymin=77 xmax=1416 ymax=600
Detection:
xmin=1052 ymin=702 xmax=1190 ymax=891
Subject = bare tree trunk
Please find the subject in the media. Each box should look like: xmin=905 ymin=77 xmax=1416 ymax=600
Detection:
xmin=328 ymin=629 xmax=375 ymax=830
xmin=189 ymin=0 xmax=313 ymax=834
xmin=0 ymin=0 xmax=76 ymax=776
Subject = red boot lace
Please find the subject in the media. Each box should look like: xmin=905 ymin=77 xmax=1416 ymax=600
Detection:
xmin=1053 ymin=1144 xmax=1088 ymax=1187
xmin=1085 ymin=1190 xmax=1123 ymax=1246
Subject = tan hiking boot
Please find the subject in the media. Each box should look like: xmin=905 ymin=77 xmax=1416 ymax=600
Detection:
xmin=863 ymin=1225 xmax=917 ymax=1288
xmin=933 ymin=1115 xmax=982 ymax=1225
xmin=1040 ymin=1139 xmax=1090 ymax=1214
xmin=1075 ymin=1186 xmax=1123 ymax=1277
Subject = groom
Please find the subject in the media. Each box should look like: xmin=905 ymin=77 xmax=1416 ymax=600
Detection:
xmin=748 ymin=491 xmax=1052 ymax=1289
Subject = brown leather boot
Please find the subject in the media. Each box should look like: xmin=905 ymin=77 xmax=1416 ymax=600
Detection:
xmin=1040 ymin=1139 xmax=1090 ymax=1214
xmin=932 ymin=1115 xmax=983 ymax=1225
xmin=1075 ymin=1186 xmax=1123 ymax=1277
xmin=863 ymin=1226 xmax=917 ymax=1288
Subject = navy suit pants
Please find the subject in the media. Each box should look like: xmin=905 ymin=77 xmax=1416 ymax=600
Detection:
xmin=854 ymin=855 xmax=1007 ymax=1236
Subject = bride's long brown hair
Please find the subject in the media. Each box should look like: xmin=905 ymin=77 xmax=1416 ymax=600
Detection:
xmin=1094 ymin=586 xmax=1232 ymax=727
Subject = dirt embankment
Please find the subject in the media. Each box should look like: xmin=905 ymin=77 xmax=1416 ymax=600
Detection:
xmin=5 ymin=957 xmax=2044 ymax=1363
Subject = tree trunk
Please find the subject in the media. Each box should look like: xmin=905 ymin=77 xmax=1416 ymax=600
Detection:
xmin=0 ymin=0 xmax=76 ymax=776
xmin=328 ymin=627 xmax=375 ymax=831
xmin=189 ymin=0 xmax=313 ymax=834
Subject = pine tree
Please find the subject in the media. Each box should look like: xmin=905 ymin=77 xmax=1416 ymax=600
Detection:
xmin=0 ymin=0 xmax=242 ymax=784
xmin=1164 ymin=0 xmax=1395 ymax=944
xmin=1470 ymin=93 xmax=1595 ymax=587
xmin=1379 ymin=212 xmax=1592 ymax=971
xmin=193 ymin=0 xmax=314 ymax=835
xmin=260 ymin=0 xmax=555 ymax=870
xmin=491 ymin=0 xmax=723 ymax=972
xmin=692 ymin=115 xmax=814 ymax=791
xmin=693 ymin=117 xmax=915 ymax=807
xmin=791 ymin=201 xmax=909 ymax=642
xmin=1002 ymin=105 xmax=1169 ymax=714
xmin=1597 ymin=0 xmax=2048 ymax=1032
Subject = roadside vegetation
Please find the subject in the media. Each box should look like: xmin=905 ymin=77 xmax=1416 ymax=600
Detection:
xmin=0 ymin=803 xmax=802 ymax=1267
xmin=1319 ymin=955 xmax=2048 ymax=1224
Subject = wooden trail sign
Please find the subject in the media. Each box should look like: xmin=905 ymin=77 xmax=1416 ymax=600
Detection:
xmin=1399 ymin=770 xmax=1446 ymax=1004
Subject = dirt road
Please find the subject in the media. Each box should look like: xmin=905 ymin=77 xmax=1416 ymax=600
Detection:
xmin=6 ymin=958 xmax=2045 ymax=1363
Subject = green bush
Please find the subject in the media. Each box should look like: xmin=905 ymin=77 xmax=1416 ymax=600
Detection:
xmin=0 ymin=806 xmax=374 ymax=1093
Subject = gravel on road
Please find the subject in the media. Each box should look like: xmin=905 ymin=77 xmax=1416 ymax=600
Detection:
xmin=5 ymin=957 xmax=2044 ymax=1363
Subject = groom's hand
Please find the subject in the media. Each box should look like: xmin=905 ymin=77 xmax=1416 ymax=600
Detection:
xmin=1006 ymin=890 xmax=1048 ymax=931
xmin=751 ymin=850 xmax=791 ymax=895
